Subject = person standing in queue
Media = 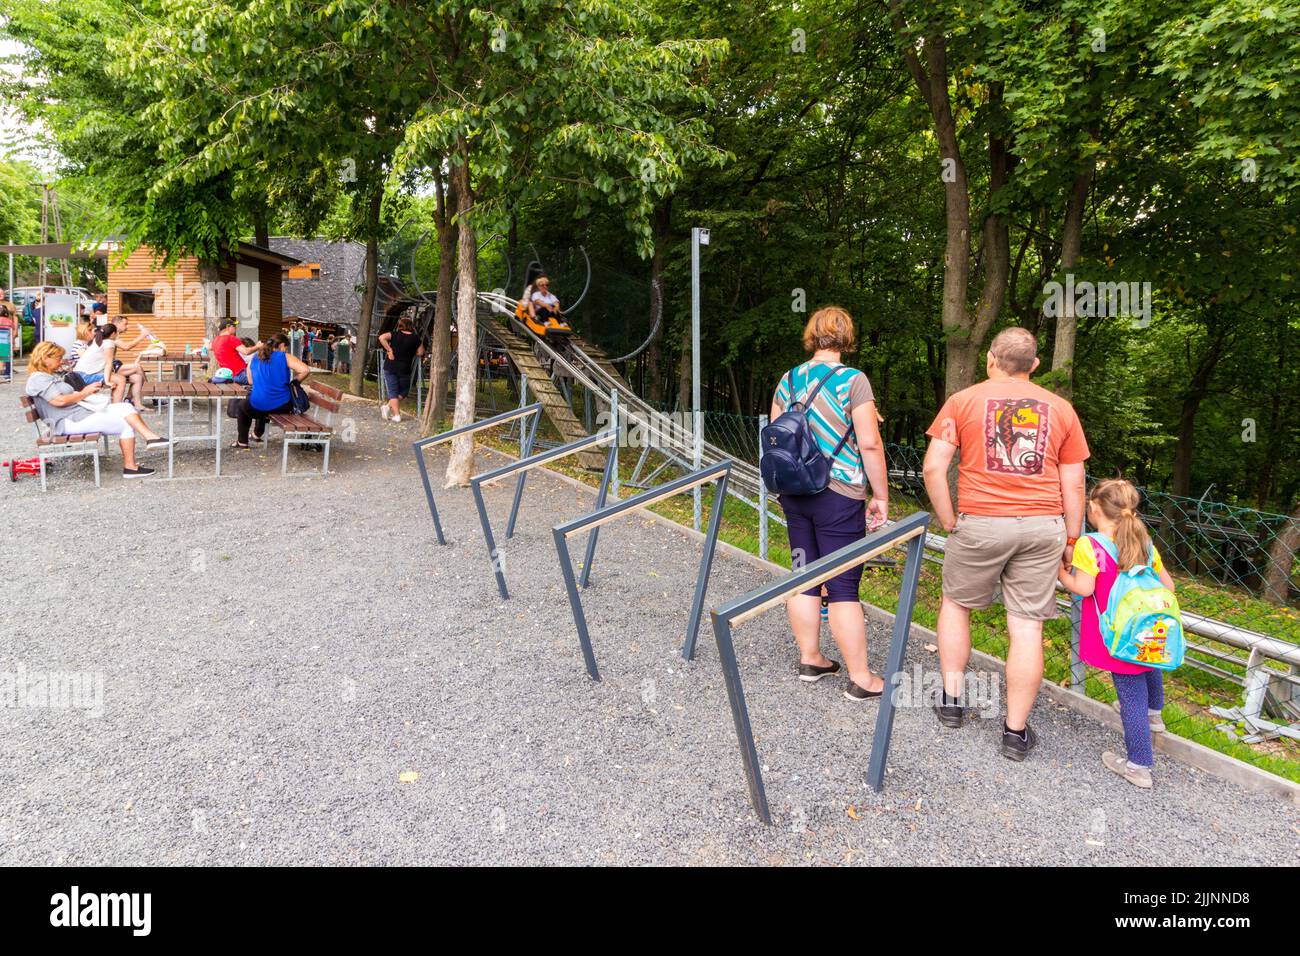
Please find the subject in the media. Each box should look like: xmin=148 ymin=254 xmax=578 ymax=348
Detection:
xmin=377 ymin=317 xmax=424 ymax=424
xmin=770 ymin=306 xmax=891 ymax=701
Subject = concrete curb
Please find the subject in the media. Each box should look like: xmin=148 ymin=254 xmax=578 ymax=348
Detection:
xmin=480 ymin=445 xmax=1300 ymax=807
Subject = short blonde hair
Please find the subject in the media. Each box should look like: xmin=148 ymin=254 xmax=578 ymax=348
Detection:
xmin=802 ymin=306 xmax=856 ymax=353
xmin=28 ymin=341 xmax=65 ymax=373
xmin=988 ymin=327 xmax=1038 ymax=374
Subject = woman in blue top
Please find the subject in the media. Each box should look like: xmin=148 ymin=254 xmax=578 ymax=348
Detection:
xmin=231 ymin=332 xmax=313 ymax=448
xmin=771 ymin=306 xmax=891 ymax=701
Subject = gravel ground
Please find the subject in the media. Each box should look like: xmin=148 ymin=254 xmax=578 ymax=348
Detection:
xmin=1 ymin=381 xmax=1297 ymax=865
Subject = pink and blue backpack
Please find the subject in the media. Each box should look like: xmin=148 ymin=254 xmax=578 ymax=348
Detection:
xmin=1086 ymin=533 xmax=1185 ymax=670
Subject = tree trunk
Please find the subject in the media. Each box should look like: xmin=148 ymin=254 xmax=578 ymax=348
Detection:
xmin=444 ymin=148 xmax=478 ymax=487
xmin=198 ymin=258 xmax=223 ymax=376
xmin=252 ymin=203 xmax=270 ymax=248
xmin=349 ymin=185 xmax=382 ymax=396
xmin=421 ymin=170 xmax=457 ymax=434
xmin=1050 ymin=164 xmax=1093 ymax=397
xmin=1170 ymin=394 xmax=1203 ymax=499
xmin=887 ymin=8 xmax=1015 ymax=398
xmin=644 ymin=200 xmax=671 ymax=403
xmin=1172 ymin=318 xmax=1231 ymax=497
xmin=677 ymin=343 xmax=690 ymax=411
xmin=1262 ymin=499 xmax=1300 ymax=605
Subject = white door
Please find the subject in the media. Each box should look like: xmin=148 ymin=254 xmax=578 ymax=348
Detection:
xmin=235 ymin=264 xmax=261 ymax=339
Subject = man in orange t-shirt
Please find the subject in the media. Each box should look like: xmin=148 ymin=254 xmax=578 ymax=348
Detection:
xmin=922 ymin=327 xmax=1089 ymax=761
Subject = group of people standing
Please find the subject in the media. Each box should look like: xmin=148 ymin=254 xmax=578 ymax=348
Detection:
xmin=286 ymin=321 xmax=353 ymax=374
xmin=772 ymin=308 xmax=1172 ymax=789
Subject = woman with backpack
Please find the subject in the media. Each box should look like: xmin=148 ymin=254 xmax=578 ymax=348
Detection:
xmin=1058 ymin=478 xmax=1180 ymax=789
xmin=766 ymin=306 xmax=891 ymax=701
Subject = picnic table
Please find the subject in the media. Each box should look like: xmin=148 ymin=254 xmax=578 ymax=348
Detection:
xmin=147 ymin=351 xmax=210 ymax=380
xmin=140 ymin=381 xmax=247 ymax=479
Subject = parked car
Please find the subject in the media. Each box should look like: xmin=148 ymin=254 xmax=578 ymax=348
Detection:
xmin=9 ymin=286 xmax=97 ymax=316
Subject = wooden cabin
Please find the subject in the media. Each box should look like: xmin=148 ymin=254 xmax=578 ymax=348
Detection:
xmin=105 ymin=242 xmax=300 ymax=358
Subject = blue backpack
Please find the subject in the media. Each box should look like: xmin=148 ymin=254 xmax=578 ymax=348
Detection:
xmin=1086 ymin=533 xmax=1185 ymax=670
xmin=760 ymin=365 xmax=854 ymax=496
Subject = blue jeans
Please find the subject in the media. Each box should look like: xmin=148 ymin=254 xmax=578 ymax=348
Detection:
xmin=80 ymin=371 xmax=105 ymax=384
xmin=384 ymin=368 xmax=411 ymax=399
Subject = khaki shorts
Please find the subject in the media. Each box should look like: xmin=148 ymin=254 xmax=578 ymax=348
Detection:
xmin=941 ymin=514 xmax=1066 ymax=621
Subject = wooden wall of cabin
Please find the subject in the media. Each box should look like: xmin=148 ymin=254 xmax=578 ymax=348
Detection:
xmin=106 ymin=247 xmax=286 ymax=361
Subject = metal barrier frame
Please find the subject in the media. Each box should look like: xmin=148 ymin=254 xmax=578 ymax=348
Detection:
xmin=552 ymin=461 xmax=733 ymax=681
xmin=412 ymin=403 xmax=543 ymax=545
xmin=470 ymin=429 xmax=619 ymax=600
xmin=709 ymin=511 xmax=930 ymax=824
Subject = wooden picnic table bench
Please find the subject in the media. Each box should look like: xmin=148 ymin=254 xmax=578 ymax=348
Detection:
xmin=139 ymin=381 xmax=248 ymax=479
xmin=18 ymin=394 xmax=105 ymax=490
xmin=264 ymin=379 xmax=341 ymax=477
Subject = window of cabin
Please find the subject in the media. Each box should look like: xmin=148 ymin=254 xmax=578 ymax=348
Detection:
xmin=286 ymin=263 xmax=322 ymax=280
xmin=119 ymin=290 xmax=156 ymax=314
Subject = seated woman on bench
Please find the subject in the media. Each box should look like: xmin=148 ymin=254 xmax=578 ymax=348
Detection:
xmin=231 ymin=333 xmax=313 ymax=449
xmin=25 ymin=342 xmax=171 ymax=479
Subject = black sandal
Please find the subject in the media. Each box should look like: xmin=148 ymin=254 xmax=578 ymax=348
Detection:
xmin=229 ymin=441 xmax=250 ymax=449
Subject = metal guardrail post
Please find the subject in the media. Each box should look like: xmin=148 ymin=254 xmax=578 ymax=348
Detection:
xmin=710 ymin=512 xmax=930 ymax=824
xmin=1069 ymin=598 xmax=1086 ymax=691
xmin=758 ymin=414 xmax=769 ymax=561
xmin=470 ymin=427 xmax=615 ymax=600
xmin=552 ymin=461 xmax=732 ymax=681
xmin=411 ymin=403 xmax=544 ymax=546
xmin=610 ymin=389 xmax=620 ymax=500
xmin=864 ymin=527 xmax=927 ymax=792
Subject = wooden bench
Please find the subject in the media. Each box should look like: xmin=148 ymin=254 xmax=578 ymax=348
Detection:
xmin=265 ymin=380 xmax=341 ymax=476
xmin=18 ymin=395 xmax=105 ymax=490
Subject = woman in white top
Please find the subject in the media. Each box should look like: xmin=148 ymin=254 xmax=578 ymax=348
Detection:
xmin=527 ymin=275 xmax=562 ymax=323
xmin=73 ymin=321 xmax=117 ymax=388
xmin=111 ymin=316 xmax=154 ymax=409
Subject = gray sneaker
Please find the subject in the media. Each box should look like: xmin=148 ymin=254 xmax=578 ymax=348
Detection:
xmin=999 ymin=722 xmax=1038 ymax=761
xmin=1102 ymin=750 xmax=1153 ymax=788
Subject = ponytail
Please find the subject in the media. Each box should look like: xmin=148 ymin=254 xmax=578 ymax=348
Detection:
xmin=1090 ymin=478 xmax=1152 ymax=571
xmin=93 ymin=322 xmax=117 ymax=347
xmin=258 ymin=332 xmax=290 ymax=363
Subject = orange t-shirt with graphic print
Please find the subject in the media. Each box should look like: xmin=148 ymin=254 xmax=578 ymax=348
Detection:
xmin=925 ymin=377 xmax=1089 ymax=517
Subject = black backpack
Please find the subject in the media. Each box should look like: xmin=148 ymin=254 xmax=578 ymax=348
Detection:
xmin=760 ymin=365 xmax=854 ymax=496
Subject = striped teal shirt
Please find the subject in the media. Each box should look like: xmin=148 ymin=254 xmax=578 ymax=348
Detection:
xmin=774 ymin=362 xmax=874 ymax=497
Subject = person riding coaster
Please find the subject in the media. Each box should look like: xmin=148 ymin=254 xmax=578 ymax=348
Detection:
xmin=515 ymin=273 xmax=572 ymax=338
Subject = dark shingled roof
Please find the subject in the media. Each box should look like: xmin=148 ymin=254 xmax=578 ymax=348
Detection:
xmin=268 ymin=237 xmax=367 ymax=328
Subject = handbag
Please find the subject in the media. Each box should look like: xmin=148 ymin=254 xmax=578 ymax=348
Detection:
xmin=61 ymin=371 xmax=87 ymax=390
xmin=286 ymin=364 xmax=310 ymax=414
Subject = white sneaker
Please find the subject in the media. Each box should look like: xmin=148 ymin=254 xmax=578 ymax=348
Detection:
xmin=381 ymin=405 xmax=391 ymax=420
xmin=392 ymin=413 xmax=402 ymax=423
